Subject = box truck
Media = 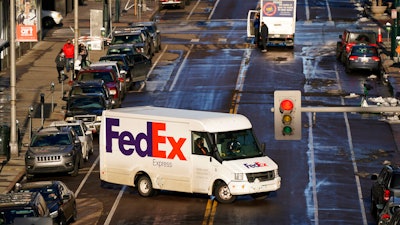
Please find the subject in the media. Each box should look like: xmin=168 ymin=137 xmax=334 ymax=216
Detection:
xmin=99 ymin=106 xmax=281 ymax=203
xmin=247 ymin=0 xmax=296 ymax=47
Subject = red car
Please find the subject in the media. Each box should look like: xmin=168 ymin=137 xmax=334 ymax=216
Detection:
xmin=75 ymin=68 xmax=122 ymax=108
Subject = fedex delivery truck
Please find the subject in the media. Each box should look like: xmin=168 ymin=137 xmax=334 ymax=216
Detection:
xmin=247 ymin=0 xmax=296 ymax=47
xmin=99 ymin=106 xmax=281 ymax=203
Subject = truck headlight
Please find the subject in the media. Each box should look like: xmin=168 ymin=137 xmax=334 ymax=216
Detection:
xmin=234 ymin=173 xmax=244 ymax=180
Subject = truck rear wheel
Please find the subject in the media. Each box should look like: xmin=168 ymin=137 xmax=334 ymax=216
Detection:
xmin=214 ymin=182 xmax=236 ymax=204
xmin=137 ymin=175 xmax=155 ymax=197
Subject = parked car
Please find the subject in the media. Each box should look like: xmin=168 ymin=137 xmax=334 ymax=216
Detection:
xmin=16 ymin=181 xmax=77 ymax=225
xmin=64 ymin=94 xmax=112 ymax=133
xmin=99 ymin=54 xmax=134 ymax=89
xmin=386 ymin=208 xmax=400 ymax=225
xmin=99 ymin=53 xmax=151 ymax=88
xmin=88 ymin=61 xmax=128 ymax=98
xmin=371 ymin=165 xmax=400 ymax=218
xmin=336 ymin=29 xmax=377 ymax=63
xmin=378 ymin=194 xmax=400 ymax=225
xmin=75 ymin=68 xmax=122 ymax=108
xmin=42 ymin=10 xmax=63 ymax=28
xmin=0 ymin=192 xmax=53 ymax=225
xmin=110 ymin=28 xmax=154 ymax=58
xmin=65 ymin=80 xmax=112 ymax=104
xmin=130 ymin=21 xmax=162 ymax=53
xmin=25 ymin=126 xmax=83 ymax=179
xmin=50 ymin=120 xmax=94 ymax=161
xmin=159 ymin=0 xmax=190 ymax=9
xmin=107 ymin=44 xmax=141 ymax=63
xmin=345 ymin=44 xmax=381 ymax=73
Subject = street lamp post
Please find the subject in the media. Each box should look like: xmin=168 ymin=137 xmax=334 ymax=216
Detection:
xmin=387 ymin=22 xmax=392 ymax=42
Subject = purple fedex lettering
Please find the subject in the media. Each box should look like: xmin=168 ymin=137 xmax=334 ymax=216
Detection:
xmin=105 ymin=118 xmax=187 ymax=160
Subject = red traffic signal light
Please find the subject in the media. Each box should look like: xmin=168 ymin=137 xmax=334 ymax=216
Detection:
xmin=274 ymin=91 xmax=301 ymax=140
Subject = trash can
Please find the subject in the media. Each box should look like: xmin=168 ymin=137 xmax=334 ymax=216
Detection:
xmin=0 ymin=125 xmax=10 ymax=161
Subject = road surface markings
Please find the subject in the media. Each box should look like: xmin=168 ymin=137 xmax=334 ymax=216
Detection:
xmin=202 ymin=199 xmax=218 ymax=225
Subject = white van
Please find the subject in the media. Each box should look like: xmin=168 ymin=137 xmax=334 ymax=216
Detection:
xmin=99 ymin=106 xmax=281 ymax=203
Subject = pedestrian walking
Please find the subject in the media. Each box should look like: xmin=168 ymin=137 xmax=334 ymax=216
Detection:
xmin=55 ymin=49 xmax=66 ymax=83
xmin=62 ymin=39 xmax=74 ymax=73
xmin=260 ymin=21 xmax=269 ymax=53
xmin=78 ymin=43 xmax=88 ymax=67
xmin=253 ymin=14 xmax=260 ymax=46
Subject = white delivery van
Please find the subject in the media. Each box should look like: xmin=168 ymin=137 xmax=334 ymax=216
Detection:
xmin=99 ymin=106 xmax=281 ymax=203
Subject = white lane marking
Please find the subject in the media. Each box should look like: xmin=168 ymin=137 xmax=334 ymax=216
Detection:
xmin=103 ymin=185 xmax=127 ymax=225
xmin=75 ymin=156 xmax=100 ymax=197
xmin=335 ymin=65 xmax=368 ymax=225
xmin=208 ymin=0 xmax=220 ymax=21
xmin=306 ymin=112 xmax=319 ymax=225
xmin=168 ymin=44 xmax=193 ymax=92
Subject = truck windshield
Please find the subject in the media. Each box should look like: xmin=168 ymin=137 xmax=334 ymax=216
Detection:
xmin=214 ymin=129 xmax=263 ymax=160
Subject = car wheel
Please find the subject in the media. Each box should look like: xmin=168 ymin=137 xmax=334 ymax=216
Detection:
xmin=70 ymin=203 xmax=78 ymax=222
xmin=70 ymin=160 xmax=79 ymax=177
xmin=58 ymin=213 xmax=67 ymax=225
xmin=42 ymin=17 xmax=55 ymax=29
xmin=137 ymin=175 xmax=155 ymax=197
xmin=214 ymin=182 xmax=236 ymax=204
xmin=83 ymin=143 xmax=89 ymax=161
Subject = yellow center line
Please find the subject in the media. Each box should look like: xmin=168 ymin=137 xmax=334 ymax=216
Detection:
xmin=202 ymin=199 xmax=218 ymax=225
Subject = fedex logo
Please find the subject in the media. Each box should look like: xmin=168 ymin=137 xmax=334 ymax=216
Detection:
xmin=243 ymin=162 xmax=267 ymax=169
xmin=105 ymin=118 xmax=187 ymax=160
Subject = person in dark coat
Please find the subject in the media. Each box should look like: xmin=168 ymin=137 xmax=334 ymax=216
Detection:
xmin=253 ymin=14 xmax=260 ymax=46
xmin=260 ymin=21 xmax=269 ymax=52
xmin=55 ymin=49 xmax=66 ymax=83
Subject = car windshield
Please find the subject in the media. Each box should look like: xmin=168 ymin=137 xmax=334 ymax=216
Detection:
xmin=111 ymin=34 xmax=142 ymax=44
xmin=20 ymin=188 xmax=58 ymax=202
xmin=391 ymin=174 xmax=400 ymax=189
xmin=0 ymin=209 xmax=36 ymax=224
xmin=31 ymin=133 xmax=72 ymax=147
xmin=68 ymin=97 xmax=104 ymax=110
xmin=351 ymin=47 xmax=377 ymax=56
xmin=55 ymin=125 xmax=83 ymax=136
xmin=214 ymin=129 xmax=263 ymax=160
xmin=77 ymin=72 xmax=115 ymax=82
xmin=72 ymin=86 xmax=105 ymax=95
xmin=349 ymin=33 xmax=376 ymax=44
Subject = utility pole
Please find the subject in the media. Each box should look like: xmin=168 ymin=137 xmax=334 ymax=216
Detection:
xmin=74 ymin=0 xmax=79 ymax=75
xmin=9 ymin=0 xmax=18 ymax=157
xmin=391 ymin=0 xmax=400 ymax=58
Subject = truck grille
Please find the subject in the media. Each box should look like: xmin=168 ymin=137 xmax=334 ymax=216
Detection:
xmin=37 ymin=155 xmax=61 ymax=162
xmin=246 ymin=171 xmax=275 ymax=183
xmin=74 ymin=115 xmax=96 ymax=123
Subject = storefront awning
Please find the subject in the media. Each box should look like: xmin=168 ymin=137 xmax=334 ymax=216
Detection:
xmin=0 ymin=39 xmax=10 ymax=52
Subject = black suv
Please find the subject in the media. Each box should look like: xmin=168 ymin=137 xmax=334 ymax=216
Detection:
xmin=371 ymin=165 xmax=400 ymax=218
xmin=336 ymin=29 xmax=377 ymax=63
xmin=110 ymin=28 xmax=154 ymax=58
xmin=16 ymin=181 xmax=77 ymax=225
xmin=25 ymin=126 xmax=83 ymax=179
xmin=0 ymin=192 xmax=53 ymax=224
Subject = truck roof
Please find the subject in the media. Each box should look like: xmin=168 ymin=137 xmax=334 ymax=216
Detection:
xmin=102 ymin=106 xmax=252 ymax=132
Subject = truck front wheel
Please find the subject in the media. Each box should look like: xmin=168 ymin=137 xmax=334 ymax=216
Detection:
xmin=137 ymin=175 xmax=155 ymax=197
xmin=214 ymin=182 xmax=236 ymax=204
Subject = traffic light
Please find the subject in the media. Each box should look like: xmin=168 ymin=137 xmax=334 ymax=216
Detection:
xmin=274 ymin=90 xmax=302 ymax=140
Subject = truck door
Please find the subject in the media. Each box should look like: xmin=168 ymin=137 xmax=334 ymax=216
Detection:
xmin=247 ymin=10 xmax=259 ymax=38
xmin=191 ymin=132 xmax=216 ymax=194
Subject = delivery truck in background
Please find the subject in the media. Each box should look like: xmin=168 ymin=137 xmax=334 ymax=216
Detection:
xmin=247 ymin=0 xmax=297 ymax=47
xmin=99 ymin=106 xmax=281 ymax=203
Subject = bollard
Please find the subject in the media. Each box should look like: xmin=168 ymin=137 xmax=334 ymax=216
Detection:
xmin=50 ymin=82 xmax=55 ymax=112
xmin=40 ymin=93 xmax=44 ymax=127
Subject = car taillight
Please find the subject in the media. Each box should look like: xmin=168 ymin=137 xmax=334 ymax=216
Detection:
xmin=118 ymin=77 xmax=124 ymax=82
xmin=349 ymin=56 xmax=358 ymax=61
xmin=384 ymin=189 xmax=390 ymax=201
xmin=372 ymin=56 xmax=380 ymax=61
xmin=346 ymin=43 xmax=355 ymax=53
xmin=381 ymin=213 xmax=391 ymax=221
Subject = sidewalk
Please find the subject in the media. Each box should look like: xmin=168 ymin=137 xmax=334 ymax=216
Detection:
xmin=0 ymin=0 xmax=158 ymax=194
